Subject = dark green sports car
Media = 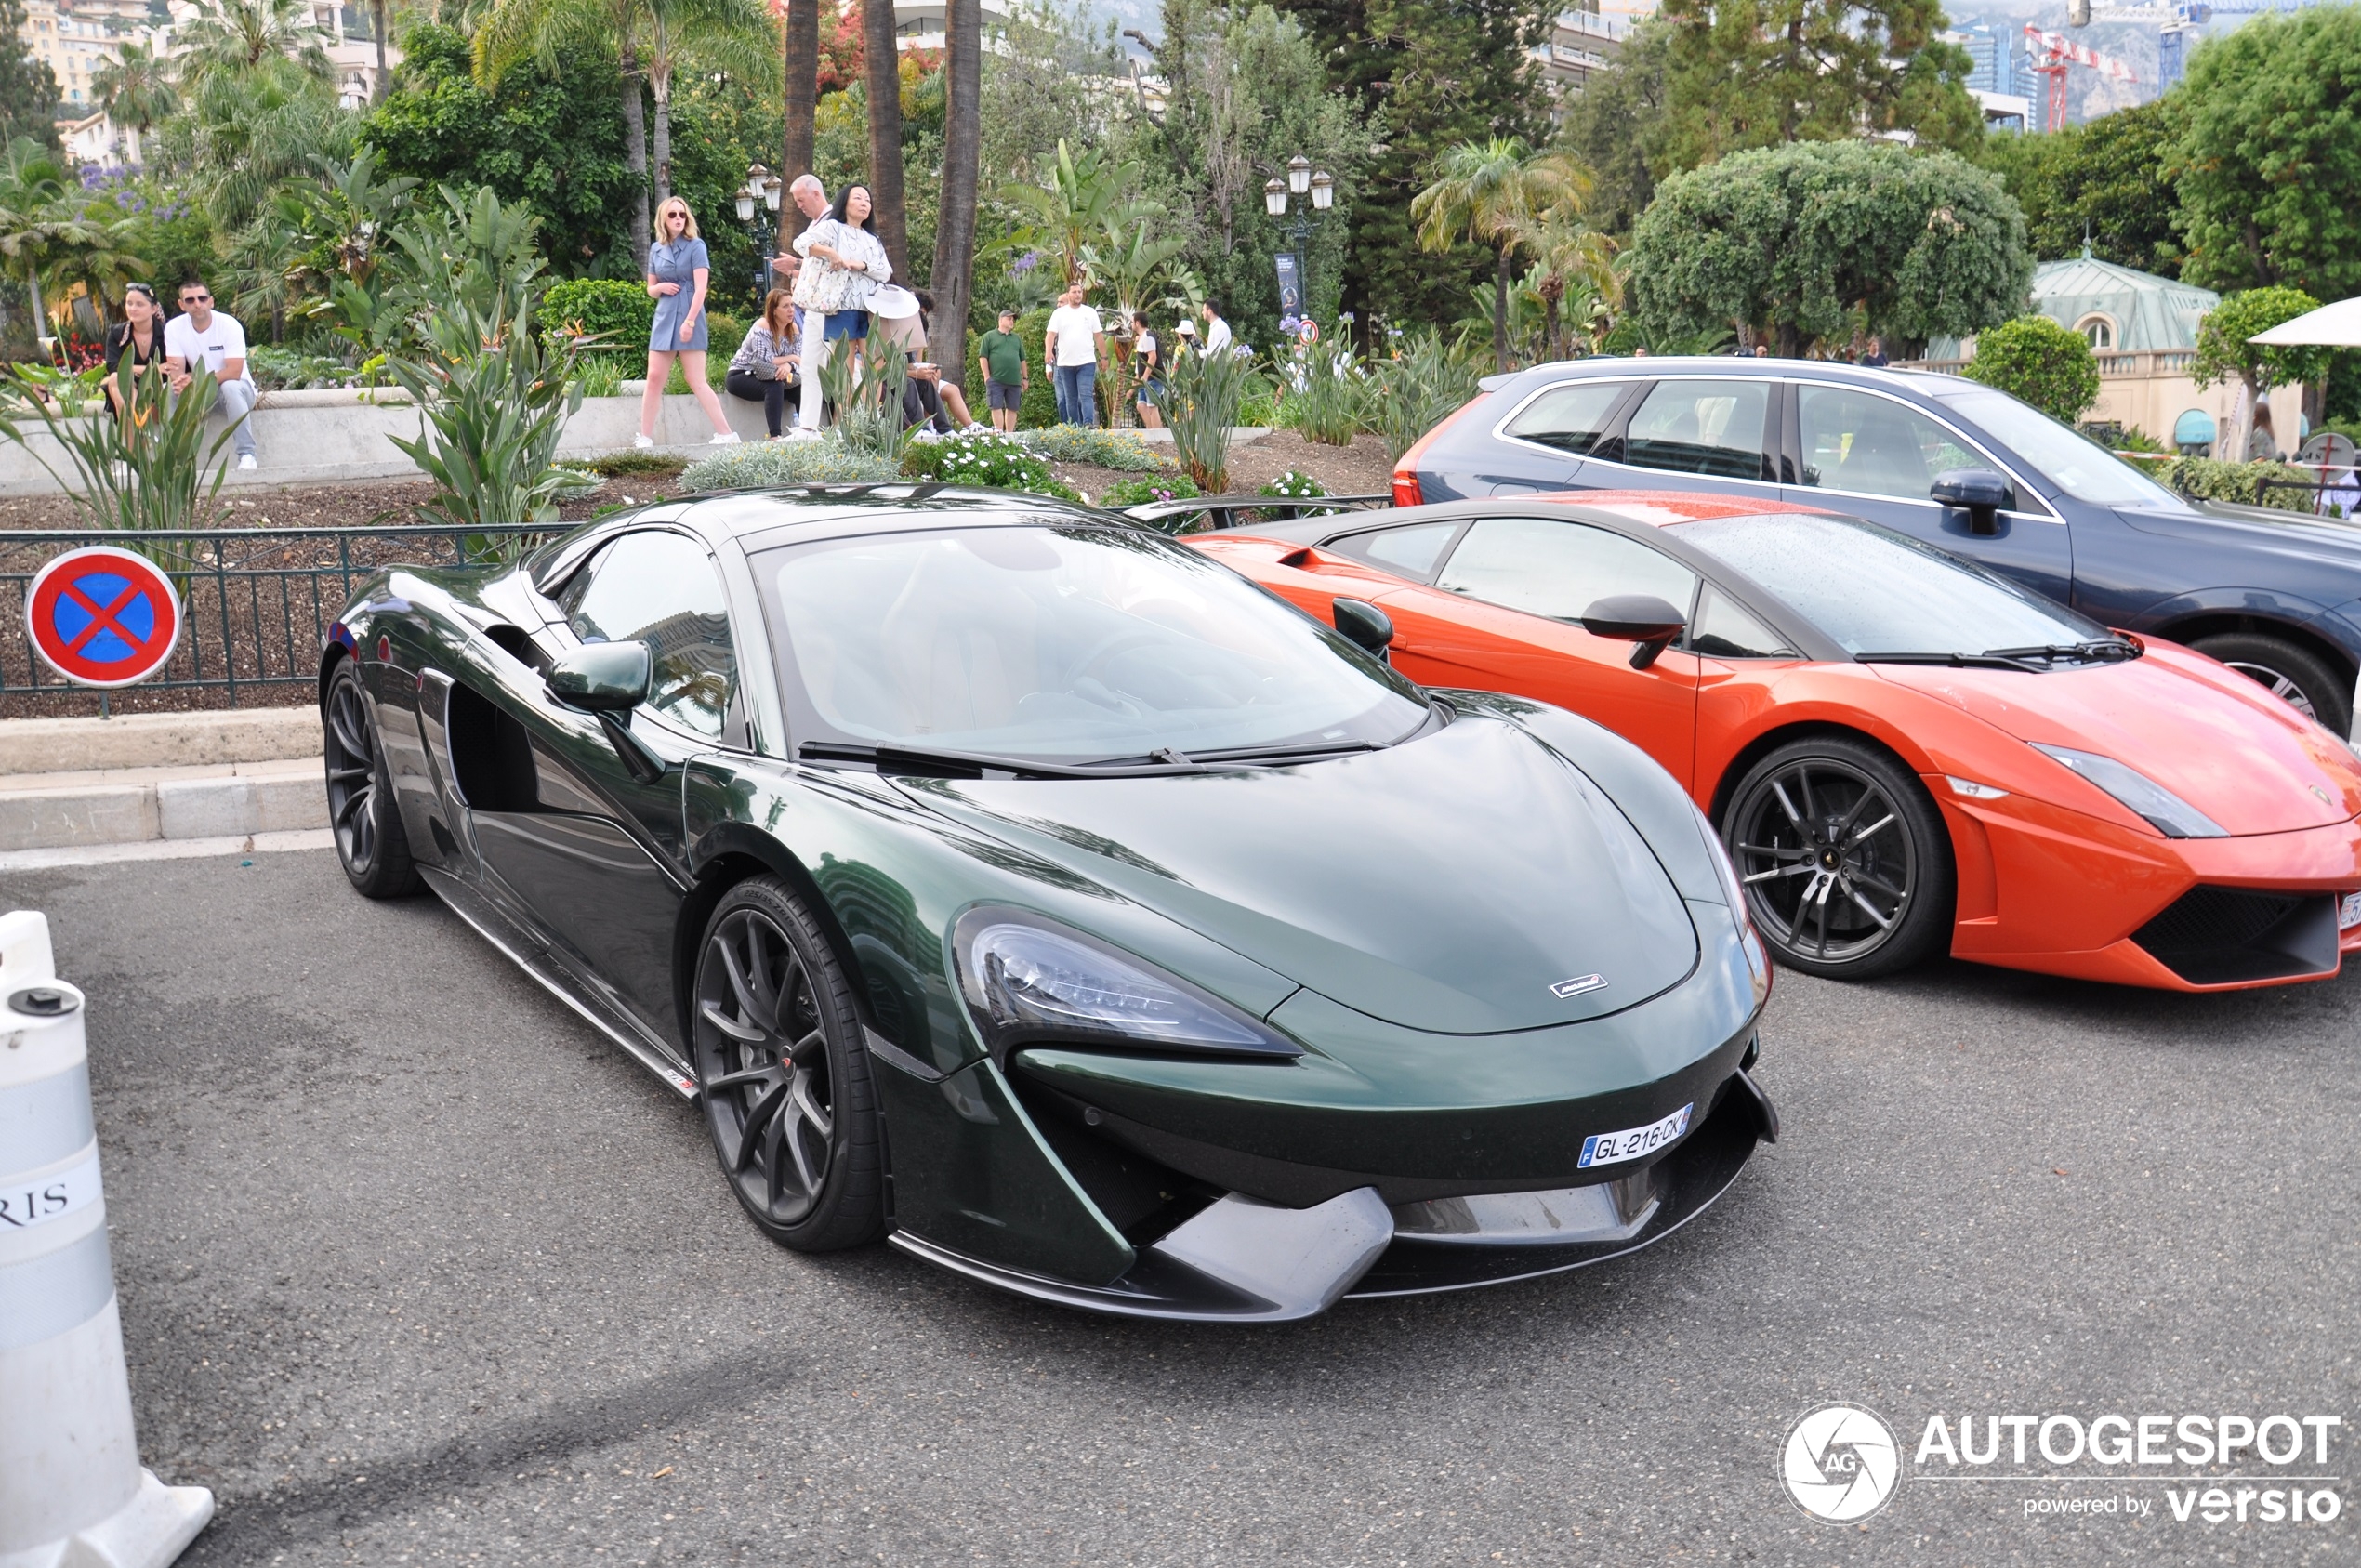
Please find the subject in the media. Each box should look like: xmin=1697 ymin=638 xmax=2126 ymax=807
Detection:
xmin=321 ymin=487 xmax=1777 ymax=1321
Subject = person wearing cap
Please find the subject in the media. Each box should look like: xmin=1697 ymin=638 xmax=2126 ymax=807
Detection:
xmin=979 ymin=309 xmax=1027 ymax=432
xmin=1045 ymin=282 xmax=1107 ymax=427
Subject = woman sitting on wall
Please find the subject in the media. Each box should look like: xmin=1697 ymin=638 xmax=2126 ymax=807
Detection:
xmin=726 ymin=289 xmax=802 ymax=440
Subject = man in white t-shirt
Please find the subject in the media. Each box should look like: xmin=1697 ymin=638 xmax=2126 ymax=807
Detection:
xmin=162 ymin=279 xmax=259 ymax=469
xmin=1044 ymin=283 xmax=1107 ymax=428
xmin=1201 ymin=299 xmax=1233 ymax=358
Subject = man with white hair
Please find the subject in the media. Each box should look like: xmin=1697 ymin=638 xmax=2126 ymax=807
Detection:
xmin=769 ymin=173 xmax=833 ymax=435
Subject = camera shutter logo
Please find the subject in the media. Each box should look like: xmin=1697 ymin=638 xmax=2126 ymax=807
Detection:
xmin=1781 ymin=1403 xmax=1902 ymax=1522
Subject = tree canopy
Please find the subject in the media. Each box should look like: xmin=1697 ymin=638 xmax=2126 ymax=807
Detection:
xmin=1964 ymin=315 xmax=2100 ymax=424
xmin=0 ymin=0 xmax=59 ymax=152
xmin=1628 ymin=139 xmax=2031 ymax=355
xmin=1975 ymin=98 xmax=2186 ymax=280
xmin=2179 ymin=6 xmax=2361 ymax=300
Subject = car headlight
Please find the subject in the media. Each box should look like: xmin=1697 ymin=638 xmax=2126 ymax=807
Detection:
xmin=2030 ymin=743 xmax=2225 ymax=838
xmin=953 ymin=909 xmax=1303 ymax=1062
xmin=1692 ymin=801 xmax=1772 ymax=1011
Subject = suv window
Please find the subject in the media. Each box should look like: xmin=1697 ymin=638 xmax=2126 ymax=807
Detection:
xmin=1501 ymin=380 xmax=1633 ymax=456
xmin=1798 ymin=386 xmax=1991 ymax=502
xmin=1624 ymin=379 xmax=1774 ymax=481
xmin=1436 ymin=518 xmax=1698 ymax=624
xmin=557 ymin=530 xmax=738 ymax=739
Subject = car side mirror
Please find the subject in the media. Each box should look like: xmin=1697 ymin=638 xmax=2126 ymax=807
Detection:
xmin=1332 ymin=598 xmax=1394 ymax=663
xmin=547 ymin=641 xmax=651 ymax=712
xmin=1932 ymin=468 xmax=2011 ymax=536
xmin=1580 ymin=594 xmax=1687 ymax=670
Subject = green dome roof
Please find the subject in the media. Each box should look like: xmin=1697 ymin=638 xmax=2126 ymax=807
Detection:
xmin=2025 ymin=254 xmax=2218 ymax=353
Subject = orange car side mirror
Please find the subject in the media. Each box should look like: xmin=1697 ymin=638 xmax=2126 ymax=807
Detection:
xmin=1580 ymin=595 xmax=1686 ymax=670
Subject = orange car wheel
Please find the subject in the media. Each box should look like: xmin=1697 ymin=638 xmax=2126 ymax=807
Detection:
xmin=1722 ymin=736 xmax=1955 ymax=982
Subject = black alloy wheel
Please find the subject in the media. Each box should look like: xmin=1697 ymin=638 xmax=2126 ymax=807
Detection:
xmin=1723 ymin=736 xmax=1953 ymax=981
xmin=692 ymin=877 xmax=884 ymax=1251
xmin=323 ymin=661 xmax=421 ymax=898
xmin=2190 ymin=632 xmax=2351 ymax=738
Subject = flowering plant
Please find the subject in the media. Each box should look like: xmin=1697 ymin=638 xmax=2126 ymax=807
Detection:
xmin=1260 ymin=469 xmax=1327 ymax=499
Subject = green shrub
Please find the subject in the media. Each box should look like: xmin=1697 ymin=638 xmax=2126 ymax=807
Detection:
xmin=1021 ymin=425 xmax=1168 ymax=472
xmin=1279 ymin=337 xmax=1364 ymax=446
xmin=1260 ymin=469 xmax=1327 ymax=498
xmin=704 ymin=312 xmax=746 ymax=387
xmin=249 ymin=347 xmax=360 ymax=390
xmin=904 ymin=428 xmax=1054 ymax=489
xmin=1014 ymin=308 xmax=1059 ymax=429
xmin=1101 ymin=474 xmax=1202 ymax=507
xmin=573 ymin=358 xmax=627 ymax=399
xmin=574 ymin=450 xmax=688 ymax=478
xmin=1965 ymin=316 xmax=2101 ymax=425
xmin=1235 ymin=390 xmax=1275 ymax=428
xmin=544 ymin=278 xmax=654 ymax=358
xmin=1360 ymin=329 xmax=1484 ymax=458
xmin=681 ymin=436 xmax=905 ymax=492
xmin=2161 ymin=456 xmax=2318 ymax=512
xmin=1162 ymin=345 xmax=1265 ymax=492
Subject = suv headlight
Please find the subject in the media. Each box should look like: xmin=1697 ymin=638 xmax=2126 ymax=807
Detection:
xmin=953 ymin=908 xmax=1302 ymax=1063
xmin=2030 ymin=744 xmax=2225 ymax=838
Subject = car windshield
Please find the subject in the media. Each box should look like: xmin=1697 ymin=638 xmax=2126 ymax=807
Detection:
xmin=758 ymin=522 xmax=1429 ymax=763
xmin=1668 ymin=512 xmax=2112 ymax=658
xmin=1932 ymin=385 xmax=2183 ymax=507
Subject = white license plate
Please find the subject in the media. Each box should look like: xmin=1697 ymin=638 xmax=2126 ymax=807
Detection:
xmin=2341 ymin=892 xmax=2361 ymax=931
xmin=1579 ymin=1102 xmax=1693 ymax=1169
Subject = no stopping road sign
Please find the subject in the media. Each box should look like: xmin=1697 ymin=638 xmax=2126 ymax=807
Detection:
xmin=25 ymin=546 xmax=183 ymax=688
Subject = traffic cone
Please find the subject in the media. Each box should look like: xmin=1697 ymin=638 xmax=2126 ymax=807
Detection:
xmin=0 ymin=909 xmax=211 ymax=1568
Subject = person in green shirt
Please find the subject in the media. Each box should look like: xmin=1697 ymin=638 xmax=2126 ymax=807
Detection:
xmin=978 ymin=310 xmax=1029 ymax=432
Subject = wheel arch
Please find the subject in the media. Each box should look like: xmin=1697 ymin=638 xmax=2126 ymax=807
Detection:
xmin=1706 ymin=718 xmax=1940 ymax=832
xmin=2148 ymin=612 xmax=2357 ymax=689
xmin=675 ymin=824 xmax=877 ymax=1051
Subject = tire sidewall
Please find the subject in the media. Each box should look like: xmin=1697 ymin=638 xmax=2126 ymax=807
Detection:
xmin=325 ymin=662 xmax=415 ymax=897
xmin=694 ymin=876 xmax=885 ymax=1252
xmin=2190 ymin=633 xmax=2351 ymax=739
xmin=1721 ymin=736 xmax=1954 ymax=981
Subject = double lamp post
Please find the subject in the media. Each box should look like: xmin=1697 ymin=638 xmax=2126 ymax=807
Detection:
xmin=733 ymin=163 xmax=786 ymax=308
xmin=1261 ymin=154 xmax=1334 ymax=323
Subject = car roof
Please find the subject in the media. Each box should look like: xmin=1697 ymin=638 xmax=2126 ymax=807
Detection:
xmin=1490 ymin=355 xmax=1962 ymax=393
xmin=1523 ymin=490 xmax=1833 ymax=527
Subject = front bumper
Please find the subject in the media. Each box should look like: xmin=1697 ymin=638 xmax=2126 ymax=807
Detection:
xmin=890 ymin=1069 xmax=1775 ymax=1321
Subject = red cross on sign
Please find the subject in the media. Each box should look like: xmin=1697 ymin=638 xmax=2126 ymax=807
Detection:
xmin=25 ymin=546 xmax=183 ymax=688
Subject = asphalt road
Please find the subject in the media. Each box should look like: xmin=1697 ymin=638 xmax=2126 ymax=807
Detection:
xmin=12 ymin=848 xmax=2355 ymax=1565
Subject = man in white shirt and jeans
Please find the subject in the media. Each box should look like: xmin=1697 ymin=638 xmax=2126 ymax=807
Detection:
xmin=1045 ymin=283 xmax=1106 ymax=428
xmin=163 ymin=279 xmax=259 ymax=470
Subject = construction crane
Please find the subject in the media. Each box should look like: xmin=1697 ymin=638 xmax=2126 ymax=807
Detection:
xmin=2071 ymin=0 xmax=2324 ymax=92
xmin=2024 ymin=22 xmax=2139 ymax=132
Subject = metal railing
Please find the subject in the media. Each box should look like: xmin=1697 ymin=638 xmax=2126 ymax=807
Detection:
xmin=1122 ymin=493 xmax=1392 ymax=535
xmin=1 ymin=524 xmax=561 ymax=718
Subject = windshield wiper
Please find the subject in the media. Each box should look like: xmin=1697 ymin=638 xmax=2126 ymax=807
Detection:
xmin=1979 ymin=639 xmax=2140 ymax=665
xmin=798 ymin=742 xmax=1207 ymax=780
xmin=1853 ymin=651 xmax=2047 ymax=671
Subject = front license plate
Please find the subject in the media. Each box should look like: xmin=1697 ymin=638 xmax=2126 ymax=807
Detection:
xmin=2341 ymin=892 xmax=2361 ymax=931
xmin=1579 ymin=1102 xmax=1693 ymax=1169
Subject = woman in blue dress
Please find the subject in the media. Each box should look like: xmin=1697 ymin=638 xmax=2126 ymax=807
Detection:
xmin=636 ymin=196 xmax=741 ymax=449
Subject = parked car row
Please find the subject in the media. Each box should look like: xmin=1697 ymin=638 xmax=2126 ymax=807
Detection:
xmin=316 ymin=362 xmax=2361 ymax=1324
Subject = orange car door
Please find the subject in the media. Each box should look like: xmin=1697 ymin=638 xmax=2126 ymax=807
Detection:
xmin=1374 ymin=516 xmax=1702 ymax=787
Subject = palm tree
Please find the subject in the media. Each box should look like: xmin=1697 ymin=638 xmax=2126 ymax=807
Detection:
xmin=173 ymin=0 xmax=332 ymax=88
xmin=90 ymin=42 xmax=176 ymax=164
xmin=861 ymin=0 xmax=907 ymax=277
xmin=1509 ymin=206 xmax=1617 ymax=362
xmin=781 ymin=0 xmax=818 ymax=226
xmin=1079 ymin=215 xmax=1196 ymax=418
xmin=170 ymin=0 xmax=348 ymax=232
xmin=0 ymin=138 xmax=144 ymax=347
xmin=1002 ymin=139 xmax=1159 ymax=287
xmin=928 ymin=0 xmax=981 ymax=386
xmin=476 ymin=0 xmax=777 ymax=271
xmin=1413 ymin=138 xmax=1591 ymax=374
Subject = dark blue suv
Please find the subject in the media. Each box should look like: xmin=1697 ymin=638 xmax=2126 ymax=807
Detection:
xmin=1393 ymin=358 xmax=2361 ymax=740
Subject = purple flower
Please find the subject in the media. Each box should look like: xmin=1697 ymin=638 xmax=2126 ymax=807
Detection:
xmin=1011 ymin=251 xmax=1039 ymax=275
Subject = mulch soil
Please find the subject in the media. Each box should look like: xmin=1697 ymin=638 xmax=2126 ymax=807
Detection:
xmin=0 ymin=430 xmax=1397 ymax=721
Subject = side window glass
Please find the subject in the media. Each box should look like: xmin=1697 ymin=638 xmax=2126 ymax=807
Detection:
xmin=557 ymin=531 xmax=737 ymax=739
xmin=1687 ymin=585 xmax=1796 ymax=659
xmin=1501 ymin=381 xmax=1632 ymax=456
xmin=1331 ymin=520 xmax=1460 ymax=580
xmin=1797 ymin=387 xmax=1989 ymax=501
xmin=1624 ymin=379 xmax=1774 ymax=481
xmin=1436 ymin=518 xmax=1697 ymax=624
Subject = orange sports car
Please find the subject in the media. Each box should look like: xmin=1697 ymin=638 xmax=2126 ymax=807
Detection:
xmin=1188 ymin=492 xmax=2361 ymax=989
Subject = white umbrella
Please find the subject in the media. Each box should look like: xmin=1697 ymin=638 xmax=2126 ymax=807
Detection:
xmin=2249 ymin=296 xmax=2361 ymax=347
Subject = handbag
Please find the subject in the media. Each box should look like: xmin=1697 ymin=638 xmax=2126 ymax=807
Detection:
xmin=791 ymin=224 xmax=856 ymax=314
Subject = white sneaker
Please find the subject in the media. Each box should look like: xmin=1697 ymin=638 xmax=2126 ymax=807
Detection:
xmin=787 ymin=427 xmax=822 ymax=441
xmin=236 ymin=454 xmax=257 ymax=471
xmin=632 ymin=433 xmax=655 ymax=449
xmin=709 ymin=431 xmax=741 ymax=446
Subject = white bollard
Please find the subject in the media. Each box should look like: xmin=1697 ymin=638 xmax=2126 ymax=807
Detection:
xmin=0 ymin=909 xmax=211 ymax=1568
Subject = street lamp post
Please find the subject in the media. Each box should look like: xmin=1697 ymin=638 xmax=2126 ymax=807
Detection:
xmin=734 ymin=162 xmax=785 ymax=310
xmin=1261 ymin=155 xmax=1335 ymax=325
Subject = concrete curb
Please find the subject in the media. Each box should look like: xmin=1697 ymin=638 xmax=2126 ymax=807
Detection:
xmin=0 ymin=758 xmax=324 ymax=853
xmin=0 ymin=708 xmax=321 ymax=775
